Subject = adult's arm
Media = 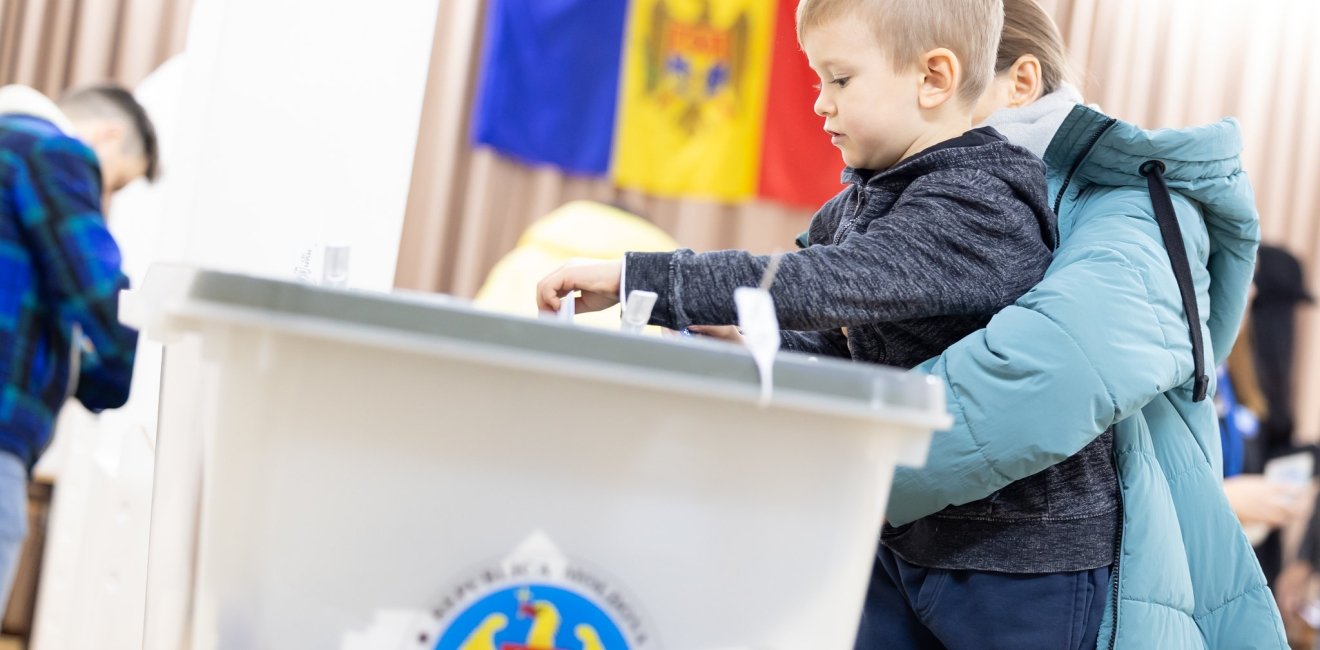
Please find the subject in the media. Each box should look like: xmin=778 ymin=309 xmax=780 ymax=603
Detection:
xmin=886 ymin=189 xmax=1252 ymax=525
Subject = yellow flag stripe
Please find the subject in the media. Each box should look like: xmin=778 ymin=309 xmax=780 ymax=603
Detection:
xmin=611 ymin=0 xmax=776 ymax=202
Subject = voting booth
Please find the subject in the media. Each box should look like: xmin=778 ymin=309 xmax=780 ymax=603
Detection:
xmin=129 ymin=265 xmax=949 ymax=650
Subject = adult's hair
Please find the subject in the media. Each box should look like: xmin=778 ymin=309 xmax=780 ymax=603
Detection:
xmin=796 ymin=0 xmax=1004 ymax=105
xmin=996 ymin=0 xmax=1076 ymax=95
xmin=58 ymin=84 xmax=159 ymax=182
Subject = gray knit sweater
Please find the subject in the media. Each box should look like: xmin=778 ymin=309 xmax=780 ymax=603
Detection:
xmin=626 ymin=127 xmax=1118 ymax=573
xmin=625 ymin=128 xmax=1054 ymax=365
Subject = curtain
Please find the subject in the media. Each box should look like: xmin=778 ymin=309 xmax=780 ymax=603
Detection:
xmin=397 ymin=0 xmax=1320 ymax=440
xmin=0 ymin=0 xmax=192 ymax=96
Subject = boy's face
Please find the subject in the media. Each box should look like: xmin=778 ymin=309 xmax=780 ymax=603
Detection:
xmin=803 ymin=15 xmax=924 ymax=171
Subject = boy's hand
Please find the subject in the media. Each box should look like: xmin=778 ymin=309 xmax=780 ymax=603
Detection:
xmin=536 ymin=260 xmax=623 ymax=314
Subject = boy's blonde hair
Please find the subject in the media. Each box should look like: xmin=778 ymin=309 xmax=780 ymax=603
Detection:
xmin=796 ymin=0 xmax=1004 ymax=105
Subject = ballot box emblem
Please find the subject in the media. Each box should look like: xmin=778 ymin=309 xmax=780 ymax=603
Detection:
xmin=428 ymin=532 xmax=650 ymax=650
xmin=435 ymin=583 xmax=632 ymax=650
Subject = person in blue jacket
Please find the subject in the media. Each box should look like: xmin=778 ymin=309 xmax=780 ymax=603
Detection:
xmin=0 ymin=83 xmax=157 ymax=606
xmin=880 ymin=0 xmax=1287 ymax=646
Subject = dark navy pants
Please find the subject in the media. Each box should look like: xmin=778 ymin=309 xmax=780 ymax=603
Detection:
xmin=854 ymin=545 xmax=1111 ymax=650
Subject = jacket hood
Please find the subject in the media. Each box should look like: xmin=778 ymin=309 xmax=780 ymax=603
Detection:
xmin=1045 ymin=105 xmax=1259 ymax=362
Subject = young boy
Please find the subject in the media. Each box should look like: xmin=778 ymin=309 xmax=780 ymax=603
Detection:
xmin=539 ymin=1 xmax=1109 ymax=646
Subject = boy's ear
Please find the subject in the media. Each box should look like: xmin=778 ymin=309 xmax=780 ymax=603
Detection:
xmin=88 ymin=119 xmax=126 ymax=150
xmin=918 ymin=48 xmax=960 ymax=109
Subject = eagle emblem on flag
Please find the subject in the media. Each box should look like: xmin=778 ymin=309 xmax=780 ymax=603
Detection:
xmin=640 ymin=0 xmax=751 ymax=135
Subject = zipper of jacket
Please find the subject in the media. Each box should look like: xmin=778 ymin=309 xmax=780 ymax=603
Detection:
xmin=1107 ymin=441 xmax=1124 ymax=650
xmin=1052 ymin=118 xmax=1119 ymax=244
xmin=833 ymin=187 xmax=869 ymax=245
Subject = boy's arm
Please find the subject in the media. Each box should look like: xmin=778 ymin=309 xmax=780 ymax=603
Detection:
xmin=18 ymin=136 xmax=138 ymax=410
xmin=623 ymin=171 xmax=1034 ymax=331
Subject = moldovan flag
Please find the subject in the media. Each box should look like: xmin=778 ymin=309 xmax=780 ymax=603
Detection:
xmin=611 ymin=0 xmax=775 ymax=201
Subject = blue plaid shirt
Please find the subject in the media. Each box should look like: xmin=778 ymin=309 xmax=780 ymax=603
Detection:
xmin=0 ymin=114 xmax=137 ymax=467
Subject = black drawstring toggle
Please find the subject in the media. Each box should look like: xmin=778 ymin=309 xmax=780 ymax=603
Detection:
xmin=1139 ymin=160 xmax=1166 ymax=177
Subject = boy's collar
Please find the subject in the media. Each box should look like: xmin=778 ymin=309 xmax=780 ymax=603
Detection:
xmin=841 ymin=127 xmax=1005 ymax=186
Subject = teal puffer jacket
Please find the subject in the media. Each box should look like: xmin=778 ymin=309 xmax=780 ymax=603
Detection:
xmin=888 ymin=105 xmax=1287 ymax=648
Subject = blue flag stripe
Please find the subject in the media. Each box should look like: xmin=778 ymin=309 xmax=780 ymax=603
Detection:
xmin=472 ymin=0 xmax=629 ymax=176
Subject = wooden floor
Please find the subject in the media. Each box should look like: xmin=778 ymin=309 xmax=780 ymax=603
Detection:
xmin=0 ymin=636 xmax=22 ymax=650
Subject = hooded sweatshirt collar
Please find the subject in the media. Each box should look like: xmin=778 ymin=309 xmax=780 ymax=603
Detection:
xmin=0 ymin=84 xmax=75 ymax=135
xmin=980 ymin=83 xmax=1083 ymax=160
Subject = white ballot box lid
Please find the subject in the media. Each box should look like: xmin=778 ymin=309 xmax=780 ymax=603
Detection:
xmin=124 ymin=264 xmax=950 ymax=436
